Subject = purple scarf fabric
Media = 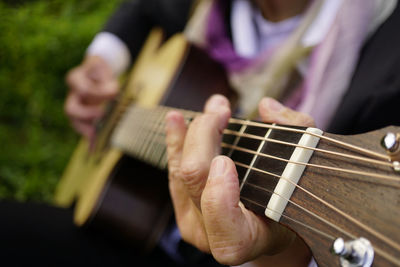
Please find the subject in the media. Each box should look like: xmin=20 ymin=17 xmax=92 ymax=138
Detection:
xmin=205 ymin=0 xmax=254 ymax=72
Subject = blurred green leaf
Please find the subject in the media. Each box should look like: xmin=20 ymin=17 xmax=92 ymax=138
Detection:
xmin=0 ymin=0 xmax=122 ymax=203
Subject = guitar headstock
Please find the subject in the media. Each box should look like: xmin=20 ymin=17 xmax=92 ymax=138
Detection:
xmin=286 ymin=126 xmax=400 ymax=266
xmin=222 ymin=121 xmax=400 ymax=266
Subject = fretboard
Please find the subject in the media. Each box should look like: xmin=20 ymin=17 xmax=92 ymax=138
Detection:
xmin=111 ymin=105 xmax=198 ymax=169
xmin=111 ymin=104 xmax=322 ymax=222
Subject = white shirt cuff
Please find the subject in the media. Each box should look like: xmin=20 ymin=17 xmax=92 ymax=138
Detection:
xmin=86 ymin=32 xmax=131 ymax=76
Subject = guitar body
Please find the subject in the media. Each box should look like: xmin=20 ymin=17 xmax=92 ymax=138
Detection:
xmin=55 ymin=28 xmax=233 ymax=250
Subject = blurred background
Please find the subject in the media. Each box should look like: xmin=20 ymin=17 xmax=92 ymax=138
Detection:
xmin=0 ymin=0 xmax=122 ymax=203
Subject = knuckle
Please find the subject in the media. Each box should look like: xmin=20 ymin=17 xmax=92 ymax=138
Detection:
xmin=180 ymin=159 xmax=208 ymax=200
xmin=304 ymin=115 xmax=315 ymax=127
xmin=295 ymin=113 xmax=315 ymax=127
xmin=180 ymin=159 xmax=204 ymax=185
xmin=165 ymin=132 xmax=180 ymax=149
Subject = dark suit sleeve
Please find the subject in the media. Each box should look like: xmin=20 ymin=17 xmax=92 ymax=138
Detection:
xmin=103 ymin=0 xmax=193 ymax=61
xmin=328 ymin=2 xmax=400 ymax=135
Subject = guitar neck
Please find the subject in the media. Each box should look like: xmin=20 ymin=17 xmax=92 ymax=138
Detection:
xmin=110 ymin=103 xmax=321 ymax=177
xmin=111 ymin=105 xmax=197 ymax=169
xmin=110 ymin=104 xmax=400 ymax=266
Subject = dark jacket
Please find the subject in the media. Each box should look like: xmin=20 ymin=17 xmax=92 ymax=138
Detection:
xmin=105 ymin=0 xmax=400 ymax=135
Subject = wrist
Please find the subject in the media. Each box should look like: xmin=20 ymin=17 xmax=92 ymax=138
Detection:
xmin=86 ymin=32 xmax=131 ymax=76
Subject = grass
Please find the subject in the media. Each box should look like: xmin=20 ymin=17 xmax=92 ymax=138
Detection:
xmin=0 ymin=0 xmax=122 ymax=203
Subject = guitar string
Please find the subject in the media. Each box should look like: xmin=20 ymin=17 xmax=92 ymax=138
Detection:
xmin=120 ymin=107 xmax=400 ymax=189
xmin=177 ymin=108 xmax=391 ymax=162
xmin=141 ymin=108 xmax=168 ymax=162
xmin=115 ymin=108 xmax=396 ymax=264
xmin=109 ymin=102 xmax=392 ymax=164
xmin=119 ymin=108 xmax=400 ymax=254
xmin=240 ymin=187 xmax=400 ymax=266
xmin=122 ymin=116 xmax=400 ymax=186
xmin=233 ymin=160 xmax=400 ymax=255
xmin=118 ymin=105 xmax=393 ymax=165
xmin=120 ymin=106 xmax=399 ymax=185
xmin=128 ymin=107 xmax=169 ymax=167
xmin=228 ymin=118 xmax=391 ymax=161
xmin=222 ymin=143 xmax=400 ymax=186
xmin=223 ymin=129 xmax=394 ymax=168
xmin=242 ymin=188 xmax=350 ymax=241
xmin=123 ymin=105 xmax=393 ymax=167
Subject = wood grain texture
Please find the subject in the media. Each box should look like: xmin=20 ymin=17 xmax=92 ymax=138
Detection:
xmin=281 ymin=126 xmax=400 ymax=266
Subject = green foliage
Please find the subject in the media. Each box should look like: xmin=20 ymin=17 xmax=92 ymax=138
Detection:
xmin=0 ymin=0 xmax=121 ymax=202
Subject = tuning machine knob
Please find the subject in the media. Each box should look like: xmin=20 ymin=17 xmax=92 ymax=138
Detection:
xmin=381 ymin=132 xmax=400 ymax=153
xmin=381 ymin=132 xmax=400 ymax=171
xmin=331 ymin=237 xmax=374 ymax=267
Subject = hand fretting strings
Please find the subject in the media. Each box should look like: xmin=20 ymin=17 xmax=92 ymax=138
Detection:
xmin=110 ymin=104 xmax=400 ymax=265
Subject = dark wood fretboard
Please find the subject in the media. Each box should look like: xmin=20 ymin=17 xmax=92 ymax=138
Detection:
xmin=110 ymin=104 xmax=316 ymax=218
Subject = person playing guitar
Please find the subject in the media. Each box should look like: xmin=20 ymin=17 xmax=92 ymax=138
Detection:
xmin=64 ymin=0 xmax=400 ymax=266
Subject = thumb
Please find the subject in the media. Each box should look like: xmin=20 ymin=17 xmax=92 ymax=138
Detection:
xmin=201 ymin=156 xmax=294 ymax=265
xmin=258 ymin=98 xmax=315 ymax=127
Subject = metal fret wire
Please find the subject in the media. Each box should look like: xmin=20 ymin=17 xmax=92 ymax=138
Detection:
xmin=239 ymin=124 xmax=274 ymax=192
xmin=223 ymin=129 xmax=394 ymax=168
xmin=222 ymin=142 xmax=400 ymax=185
xmin=228 ymin=118 xmax=391 ymax=161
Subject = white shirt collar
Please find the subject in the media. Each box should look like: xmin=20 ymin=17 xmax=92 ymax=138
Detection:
xmin=231 ymin=0 xmax=343 ymax=58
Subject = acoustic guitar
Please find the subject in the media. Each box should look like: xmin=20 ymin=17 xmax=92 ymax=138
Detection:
xmin=54 ymin=29 xmax=400 ymax=266
xmin=54 ymin=28 xmax=234 ymax=251
xmin=98 ymin=102 xmax=400 ymax=266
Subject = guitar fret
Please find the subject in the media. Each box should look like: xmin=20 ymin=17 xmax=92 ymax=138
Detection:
xmin=138 ymin=111 xmax=158 ymax=158
xmin=236 ymin=125 xmax=320 ymax=221
xmin=240 ymin=125 xmax=274 ymax=192
xmin=112 ymin=105 xmax=197 ymax=170
xmin=142 ymin=108 xmax=167 ymax=163
xmin=225 ymin=122 xmax=248 ymax=158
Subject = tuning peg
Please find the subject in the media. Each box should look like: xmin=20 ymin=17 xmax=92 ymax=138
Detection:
xmin=331 ymin=237 xmax=374 ymax=267
xmin=381 ymin=132 xmax=399 ymax=153
xmin=381 ymin=133 xmax=400 ymax=167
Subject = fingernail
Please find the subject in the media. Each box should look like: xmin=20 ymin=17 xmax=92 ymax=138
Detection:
xmin=264 ymin=98 xmax=284 ymax=112
xmin=165 ymin=111 xmax=179 ymax=130
xmin=209 ymin=157 xmax=226 ymax=179
xmin=205 ymin=94 xmax=229 ymax=113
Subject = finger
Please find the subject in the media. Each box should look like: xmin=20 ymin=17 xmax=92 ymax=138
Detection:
xmin=165 ymin=111 xmax=210 ymax=252
xmin=64 ymin=93 xmax=104 ymax=123
xmin=180 ymin=95 xmax=231 ymax=209
xmin=258 ymin=97 xmax=315 ymax=127
xmin=66 ymin=63 xmax=119 ymax=105
xmin=70 ymin=119 xmax=95 ymax=139
xmin=165 ymin=110 xmax=189 ymax=211
xmin=86 ymin=56 xmax=114 ymax=82
xmin=80 ymin=79 xmax=119 ymax=105
xmin=68 ymin=77 xmax=118 ymax=105
xmin=201 ymin=156 xmax=296 ymax=265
